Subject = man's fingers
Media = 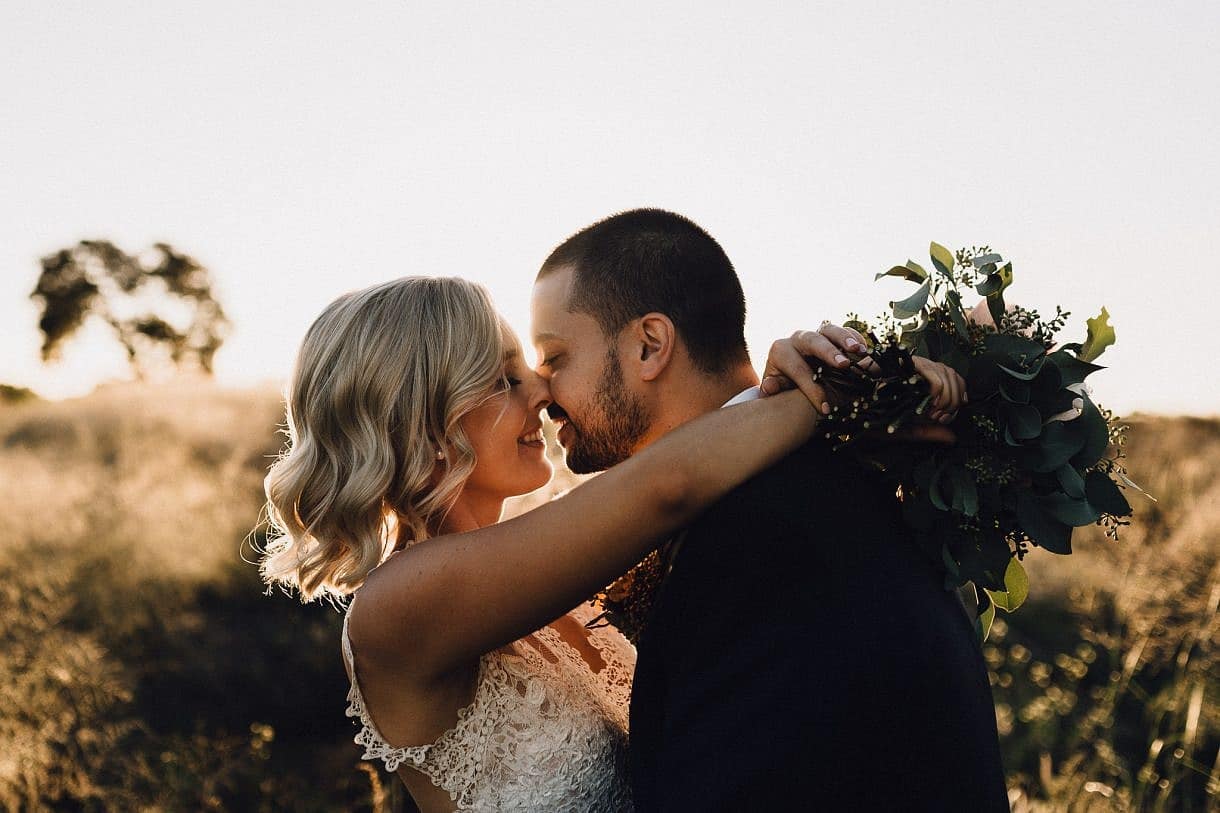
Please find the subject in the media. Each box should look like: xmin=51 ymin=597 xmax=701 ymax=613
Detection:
xmin=924 ymin=366 xmax=945 ymax=408
xmin=759 ymin=374 xmax=794 ymax=396
xmin=948 ymin=370 xmax=965 ymax=410
xmin=855 ymin=355 xmax=881 ymax=376
xmin=938 ymin=369 xmax=966 ymax=422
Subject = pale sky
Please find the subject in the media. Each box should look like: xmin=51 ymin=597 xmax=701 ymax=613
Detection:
xmin=2 ymin=1 xmax=1217 ymax=414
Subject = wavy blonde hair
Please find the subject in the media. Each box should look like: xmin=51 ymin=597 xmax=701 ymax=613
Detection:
xmin=260 ymin=276 xmax=506 ymax=600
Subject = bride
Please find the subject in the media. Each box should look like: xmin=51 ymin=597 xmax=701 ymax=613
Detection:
xmin=259 ymin=276 xmax=960 ymax=811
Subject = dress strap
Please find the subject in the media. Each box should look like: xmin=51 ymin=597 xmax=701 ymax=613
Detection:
xmin=340 ymin=611 xmax=434 ymax=774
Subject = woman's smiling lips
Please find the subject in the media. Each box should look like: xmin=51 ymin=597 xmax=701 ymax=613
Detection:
xmin=518 ymin=427 xmax=545 ymax=449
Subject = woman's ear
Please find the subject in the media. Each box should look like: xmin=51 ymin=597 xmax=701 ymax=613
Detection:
xmin=633 ymin=312 xmax=676 ymax=382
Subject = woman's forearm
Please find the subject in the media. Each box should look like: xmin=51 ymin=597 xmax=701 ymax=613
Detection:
xmin=650 ymin=390 xmax=820 ymax=522
xmin=356 ymin=390 xmax=820 ymax=676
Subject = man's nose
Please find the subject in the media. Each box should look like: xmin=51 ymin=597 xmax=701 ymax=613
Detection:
xmin=530 ymin=377 xmax=552 ymax=413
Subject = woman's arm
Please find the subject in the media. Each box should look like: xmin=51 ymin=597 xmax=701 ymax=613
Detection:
xmin=352 ymin=389 xmax=821 ymax=678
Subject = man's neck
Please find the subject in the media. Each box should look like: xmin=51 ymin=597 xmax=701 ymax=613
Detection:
xmin=632 ymin=364 xmax=759 ymax=453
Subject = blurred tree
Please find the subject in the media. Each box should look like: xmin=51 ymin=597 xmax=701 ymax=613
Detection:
xmin=30 ymin=240 xmax=230 ymax=378
xmin=0 ymin=384 xmax=38 ymax=404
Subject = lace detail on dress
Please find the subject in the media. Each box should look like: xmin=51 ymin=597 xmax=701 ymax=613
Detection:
xmin=342 ymin=602 xmax=635 ymax=811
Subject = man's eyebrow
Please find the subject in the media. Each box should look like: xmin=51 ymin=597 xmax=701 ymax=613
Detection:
xmin=532 ymin=332 xmax=562 ymax=344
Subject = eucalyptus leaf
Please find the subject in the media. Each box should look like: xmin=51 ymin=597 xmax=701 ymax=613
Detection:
xmin=987 ymin=559 xmax=1029 ymax=613
xmin=1031 ymin=363 xmax=1064 ymax=399
xmin=999 ymin=377 xmax=1031 ymax=404
xmin=985 ymin=262 xmax=1014 ymax=326
xmin=1028 ymin=419 xmax=1088 ymax=472
xmin=930 ymin=242 xmax=956 ymax=278
xmin=1016 ymin=491 xmax=1073 ymax=553
xmin=971 ymin=253 xmax=1003 ymax=268
xmin=983 ymin=332 xmax=1045 ymax=361
xmin=1056 ymin=464 xmax=1086 ymax=499
xmin=1003 ymin=557 xmax=1029 ymax=610
xmin=944 ymin=289 xmax=971 ymax=341
xmin=891 ymin=280 xmax=931 ymax=320
xmin=987 ymin=293 xmax=1007 ymax=328
xmin=1000 ymin=402 xmax=1042 ymax=441
xmin=998 ymin=359 xmax=1046 ymax=381
xmin=976 ymin=598 xmax=996 ymax=643
xmin=950 ymin=466 xmax=980 ymax=516
xmin=1071 ymin=398 xmax=1111 ymax=468
xmin=1041 ymin=492 xmax=1103 ymax=526
xmin=941 ymin=544 xmax=961 ymax=578
xmin=1078 ymin=307 xmax=1116 ymax=363
xmin=1041 ymin=387 xmax=1079 ymax=417
xmin=1085 ymin=469 xmax=1132 ymax=517
xmin=977 ymin=274 xmax=1005 ymax=296
xmin=1048 ymin=349 xmax=1105 ymax=387
xmin=876 ymin=264 xmax=927 ymax=283
xmin=929 ymin=466 xmax=950 ymax=511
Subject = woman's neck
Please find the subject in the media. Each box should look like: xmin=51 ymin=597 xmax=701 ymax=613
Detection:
xmin=437 ymin=492 xmax=505 ymax=535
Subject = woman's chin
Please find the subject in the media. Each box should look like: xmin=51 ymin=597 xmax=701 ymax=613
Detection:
xmin=510 ymin=460 xmax=554 ymax=498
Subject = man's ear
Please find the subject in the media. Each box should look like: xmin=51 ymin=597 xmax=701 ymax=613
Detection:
xmin=632 ymin=313 xmax=676 ymax=382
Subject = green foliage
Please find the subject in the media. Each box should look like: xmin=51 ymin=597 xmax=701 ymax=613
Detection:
xmin=30 ymin=241 xmax=231 ymax=379
xmin=0 ymin=386 xmax=1214 ymax=810
xmin=0 ymin=384 xmax=38 ymax=404
xmin=0 ymin=385 xmax=381 ymax=811
xmin=816 ymin=243 xmax=1140 ymax=643
xmin=990 ymin=416 xmax=1220 ymax=810
xmin=1079 ymin=307 xmax=1117 ymax=363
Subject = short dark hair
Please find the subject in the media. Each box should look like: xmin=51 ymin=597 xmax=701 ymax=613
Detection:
xmin=537 ymin=208 xmax=749 ymax=375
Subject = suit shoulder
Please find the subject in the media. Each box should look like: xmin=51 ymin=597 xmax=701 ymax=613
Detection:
xmin=684 ymin=440 xmax=900 ymax=540
xmin=719 ymin=439 xmax=857 ymax=508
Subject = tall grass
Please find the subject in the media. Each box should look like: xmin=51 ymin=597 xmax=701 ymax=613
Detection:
xmin=0 ymin=384 xmax=1215 ymax=810
xmin=996 ymin=416 xmax=1220 ymax=811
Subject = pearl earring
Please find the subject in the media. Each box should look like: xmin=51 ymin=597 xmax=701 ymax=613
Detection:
xmin=435 ymin=448 xmax=445 ymax=460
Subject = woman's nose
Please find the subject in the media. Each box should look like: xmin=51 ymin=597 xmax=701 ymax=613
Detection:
xmin=530 ymin=375 xmax=552 ymax=413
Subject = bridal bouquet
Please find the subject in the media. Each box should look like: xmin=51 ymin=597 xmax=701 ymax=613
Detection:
xmin=816 ymin=243 xmax=1142 ymax=639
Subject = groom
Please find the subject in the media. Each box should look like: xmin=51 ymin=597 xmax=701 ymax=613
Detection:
xmin=530 ymin=209 xmax=1008 ymax=811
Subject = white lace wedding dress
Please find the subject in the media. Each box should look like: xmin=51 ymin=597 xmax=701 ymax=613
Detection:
xmin=341 ymin=601 xmax=635 ymax=811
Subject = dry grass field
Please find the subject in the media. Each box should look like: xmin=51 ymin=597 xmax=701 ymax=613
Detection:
xmin=0 ymin=383 xmax=1215 ymax=811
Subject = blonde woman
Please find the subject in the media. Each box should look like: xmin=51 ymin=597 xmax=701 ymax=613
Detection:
xmin=261 ymin=273 xmax=899 ymax=811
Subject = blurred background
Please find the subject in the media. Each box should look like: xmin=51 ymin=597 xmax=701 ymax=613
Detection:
xmin=1 ymin=2 xmax=1217 ymax=811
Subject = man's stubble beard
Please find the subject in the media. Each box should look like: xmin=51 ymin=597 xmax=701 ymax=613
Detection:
xmin=563 ymin=345 xmax=651 ymax=475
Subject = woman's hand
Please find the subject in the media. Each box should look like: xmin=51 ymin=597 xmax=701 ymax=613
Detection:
xmin=759 ymin=321 xmax=968 ymax=435
xmin=759 ymin=323 xmax=871 ymax=414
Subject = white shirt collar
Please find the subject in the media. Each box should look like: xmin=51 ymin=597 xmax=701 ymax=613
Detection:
xmin=721 ymin=386 xmax=762 ymax=409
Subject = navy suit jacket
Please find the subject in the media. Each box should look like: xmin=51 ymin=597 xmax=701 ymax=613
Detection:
xmin=628 ymin=440 xmax=1009 ymax=812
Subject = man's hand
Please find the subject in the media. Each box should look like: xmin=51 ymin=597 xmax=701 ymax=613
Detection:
xmin=910 ymin=356 xmax=967 ymax=424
